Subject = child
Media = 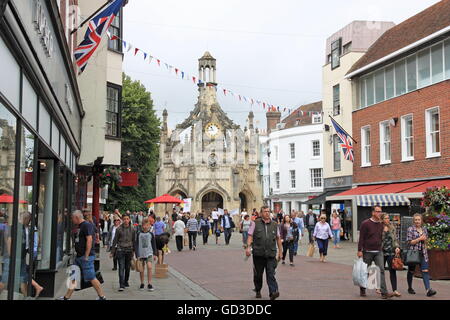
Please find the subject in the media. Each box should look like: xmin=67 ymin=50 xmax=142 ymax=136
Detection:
xmin=134 ymin=218 xmax=157 ymax=291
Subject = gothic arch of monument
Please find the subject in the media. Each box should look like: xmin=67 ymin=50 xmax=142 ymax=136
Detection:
xmin=195 ymin=182 xmax=231 ymax=202
xmin=168 ymin=183 xmax=190 ymax=198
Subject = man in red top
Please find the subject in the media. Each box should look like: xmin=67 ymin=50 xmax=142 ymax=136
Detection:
xmin=357 ymin=205 xmax=394 ymax=299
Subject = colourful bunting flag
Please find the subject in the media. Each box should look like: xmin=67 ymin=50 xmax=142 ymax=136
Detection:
xmin=175 ymin=68 xmax=179 ymax=75
xmin=157 ymin=59 xmax=161 ymax=66
xmin=134 ymin=48 xmax=139 ymax=56
xmin=223 ymin=89 xmax=227 ymax=95
xmin=181 ymin=71 xmax=184 ymax=79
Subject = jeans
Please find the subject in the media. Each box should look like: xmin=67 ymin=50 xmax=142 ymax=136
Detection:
xmin=253 ymin=255 xmax=278 ymax=295
xmin=242 ymin=231 xmax=249 ymax=246
xmin=201 ymin=227 xmax=209 ymax=244
xmin=175 ymin=235 xmax=183 ymax=251
xmin=224 ymin=228 xmax=232 ymax=244
xmin=407 ymin=252 xmax=431 ymax=291
xmin=117 ymin=249 xmax=133 ymax=288
xmin=331 ymin=229 xmax=340 ymax=245
xmin=282 ymin=240 xmax=294 ymax=263
xmin=188 ymin=231 xmax=197 ymax=249
xmin=102 ymin=232 xmax=108 ymax=246
xmin=384 ymin=255 xmax=397 ymax=291
xmin=316 ymin=238 xmax=329 ymax=256
xmin=307 ymin=226 xmax=315 ymax=244
xmin=362 ymin=251 xmax=387 ymax=295
xmin=112 ymin=253 xmax=118 ymax=269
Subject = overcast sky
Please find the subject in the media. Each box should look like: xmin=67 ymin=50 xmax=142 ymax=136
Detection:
xmin=122 ymin=0 xmax=440 ymax=130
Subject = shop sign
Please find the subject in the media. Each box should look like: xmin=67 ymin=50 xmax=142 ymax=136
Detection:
xmin=324 ymin=176 xmax=352 ymax=189
xmin=33 ymin=0 xmax=54 ymax=57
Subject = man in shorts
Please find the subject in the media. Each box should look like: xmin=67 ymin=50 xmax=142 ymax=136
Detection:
xmin=58 ymin=210 xmax=106 ymax=300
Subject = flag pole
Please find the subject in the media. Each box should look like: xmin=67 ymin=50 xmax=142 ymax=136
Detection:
xmin=328 ymin=115 xmax=358 ymax=144
xmin=70 ymin=0 xmax=112 ymax=35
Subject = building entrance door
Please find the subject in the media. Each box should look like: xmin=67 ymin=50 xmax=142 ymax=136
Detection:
xmin=201 ymin=192 xmax=223 ymax=215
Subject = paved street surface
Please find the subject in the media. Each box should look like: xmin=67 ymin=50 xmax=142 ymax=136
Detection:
xmin=44 ymin=230 xmax=450 ymax=300
xmin=164 ymin=230 xmax=450 ymax=300
xmin=48 ymin=247 xmax=217 ymax=300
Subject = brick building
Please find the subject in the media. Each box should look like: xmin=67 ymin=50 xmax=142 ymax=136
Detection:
xmin=328 ymin=0 xmax=450 ymax=237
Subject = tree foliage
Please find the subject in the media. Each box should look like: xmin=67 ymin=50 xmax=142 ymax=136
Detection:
xmin=106 ymin=73 xmax=160 ymax=211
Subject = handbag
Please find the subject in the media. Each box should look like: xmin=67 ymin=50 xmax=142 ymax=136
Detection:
xmin=306 ymin=244 xmax=315 ymax=257
xmin=391 ymin=253 xmax=404 ymax=270
xmin=135 ymin=259 xmax=144 ymax=273
xmin=340 ymin=228 xmax=344 ymax=237
xmin=130 ymin=257 xmax=136 ymax=271
xmin=405 ymin=249 xmax=421 ymax=265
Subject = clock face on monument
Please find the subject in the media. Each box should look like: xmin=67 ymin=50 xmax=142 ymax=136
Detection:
xmin=205 ymin=122 xmax=220 ymax=138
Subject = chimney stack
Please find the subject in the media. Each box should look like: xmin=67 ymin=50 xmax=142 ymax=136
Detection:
xmin=266 ymin=111 xmax=281 ymax=133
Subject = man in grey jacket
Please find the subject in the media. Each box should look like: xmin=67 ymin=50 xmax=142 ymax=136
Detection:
xmin=110 ymin=214 xmax=135 ymax=291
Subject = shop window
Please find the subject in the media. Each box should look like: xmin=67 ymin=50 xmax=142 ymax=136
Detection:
xmin=0 ymin=37 xmax=20 ymax=109
xmin=36 ymin=160 xmax=55 ymax=270
xmin=12 ymin=126 xmax=35 ymax=298
xmin=22 ymin=76 xmax=37 ymax=130
xmin=0 ymin=102 xmax=17 ymax=300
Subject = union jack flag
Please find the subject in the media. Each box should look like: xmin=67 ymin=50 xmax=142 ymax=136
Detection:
xmin=74 ymin=0 xmax=124 ymax=74
xmin=330 ymin=117 xmax=354 ymax=162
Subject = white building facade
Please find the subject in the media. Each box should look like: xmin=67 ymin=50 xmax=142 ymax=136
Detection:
xmin=264 ymin=121 xmax=324 ymax=214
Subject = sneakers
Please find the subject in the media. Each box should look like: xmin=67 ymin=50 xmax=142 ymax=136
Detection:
xmin=118 ymin=287 xmax=124 ymax=292
xmin=270 ymin=292 xmax=280 ymax=300
xmin=57 ymin=296 xmax=70 ymax=300
xmin=147 ymin=284 xmax=154 ymax=292
xmin=408 ymin=288 xmax=416 ymax=295
xmin=124 ymin=282 xmax=130 ymax=288
xmin=289 ymin=263 xmax=295 ymax=267
xmin=139 ymin=284 xmax=145 ymax=290
xmin=96 ymin=296 xmax=107 ymax=300
xmin=255 ymin=291 xmax=262 ymax=298
xmin=281 ymin=261 xmax=285 ymax=265
xmin=426 ymin=289 xmax=437 ymax=297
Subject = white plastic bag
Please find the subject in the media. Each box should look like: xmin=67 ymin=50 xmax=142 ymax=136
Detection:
xmin=352 ymin=258 xmax=368 ymax=288
xmin=367 ymin=262 xmax=381 ymax=290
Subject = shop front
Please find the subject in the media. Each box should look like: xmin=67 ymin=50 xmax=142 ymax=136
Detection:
xmin=0 ymin=0 xmax=82 ymax=299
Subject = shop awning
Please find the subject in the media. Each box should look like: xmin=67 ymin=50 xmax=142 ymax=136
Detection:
xmin=326 ymin=178 xmax=450 ymax=205
xmin=303 ymin=190 xmax=345 ymax=204
xmin=356 ymin=194 xmax=411 ymax=207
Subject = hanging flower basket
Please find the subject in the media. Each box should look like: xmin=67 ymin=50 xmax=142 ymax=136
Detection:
xmin=99 ymin=167 xmax=122 ymax=190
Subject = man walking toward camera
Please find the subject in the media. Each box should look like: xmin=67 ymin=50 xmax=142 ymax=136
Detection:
xmin=58 ymin=211 xmax=106 ymax=300
xmin=245 ymin=206 xmax=283 ymax=300
xmin=111 ymin=214 xmax=135 ymax=292
xmin=357 ymin=205 xmax=393 ymax=299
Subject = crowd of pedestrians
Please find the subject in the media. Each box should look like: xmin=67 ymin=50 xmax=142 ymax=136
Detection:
xmin=56 ymin=203 xmax=439 ymax=301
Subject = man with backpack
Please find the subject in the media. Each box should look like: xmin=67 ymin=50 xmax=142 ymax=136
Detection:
xmin=304 ymin=209 xmax=317 ymax=244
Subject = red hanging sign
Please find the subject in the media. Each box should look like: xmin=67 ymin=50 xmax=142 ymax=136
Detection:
xmin=119 ymin=172 xmax=139 ymax=187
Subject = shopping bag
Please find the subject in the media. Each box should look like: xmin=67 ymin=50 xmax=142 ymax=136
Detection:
xmin=183 ymin=235 xmax=188 ymax=246
xmin=208 ymin=228 xmax=212 ymax=236
xmin=130 ymin=258 xmax=136 ymax=271
xmin=135 ymin=259 xmax=144 ymax=273
xmin=352 ymin=258 xmax=368 ymax=288
xmin=306 ymin=244 xmax=315 ymax=257
xmin=367 ymin=262 xmax=381 ymax=290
